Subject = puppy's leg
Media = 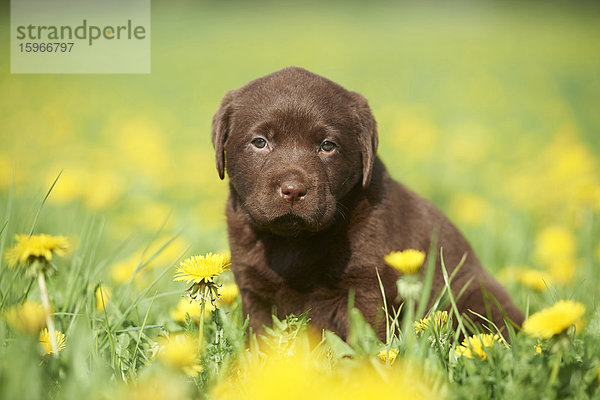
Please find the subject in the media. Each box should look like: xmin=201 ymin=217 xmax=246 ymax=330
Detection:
xmin=308 ymin=293 xmax=351 ymax=341
xmin=308 ymin=288 xmax=391 ymax=342
xmin=239 ymin=289 xmax=274 ymax=336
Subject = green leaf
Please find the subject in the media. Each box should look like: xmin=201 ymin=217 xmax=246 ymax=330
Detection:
xmin=347 ymin=307 xmax=380 ymax=356
xmin=323 ymin=330 xmax=355 ymax=359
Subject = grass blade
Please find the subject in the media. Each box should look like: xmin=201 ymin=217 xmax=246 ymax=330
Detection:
xmin=132 ymin=291 xmax=158 ymax=368
xmin=416 ymin=228 xmax=439 ymax=320
xmin=28 ymin=170 xmax=63 ymax=236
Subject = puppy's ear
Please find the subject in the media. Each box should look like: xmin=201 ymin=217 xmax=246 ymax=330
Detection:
xmin=351 ymin=92 xmax=379 ymax=188
xmin=211 ymin=90 xmax=236 ymax=180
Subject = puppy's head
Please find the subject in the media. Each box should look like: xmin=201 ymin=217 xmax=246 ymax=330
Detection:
xmin=212 ymin=67 xmax=378 ymax=235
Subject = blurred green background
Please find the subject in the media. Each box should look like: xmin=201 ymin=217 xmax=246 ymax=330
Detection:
xmin=1 ymin=2 xmax=600 ymax=398
xmin=1 ymin=0 xmax=599 ymax=292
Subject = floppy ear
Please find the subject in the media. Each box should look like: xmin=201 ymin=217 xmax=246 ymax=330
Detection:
xmin=211 ymin=90 xmax=236 ymax=180
xmin=351 ymin=92 xmax=379 ymax=188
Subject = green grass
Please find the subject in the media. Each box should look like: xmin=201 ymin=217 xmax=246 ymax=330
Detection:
xmin=1 ymin=1 xmax=600 ymax=399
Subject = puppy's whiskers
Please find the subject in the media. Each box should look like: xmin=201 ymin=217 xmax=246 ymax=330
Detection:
xmin=335 ymin=201 xmax=349 ymax=221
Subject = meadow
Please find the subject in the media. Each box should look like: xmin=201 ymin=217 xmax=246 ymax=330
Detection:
xmin=1 ymin=1 xmax=600 ymax=399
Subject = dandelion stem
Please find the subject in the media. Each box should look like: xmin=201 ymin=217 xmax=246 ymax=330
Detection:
xmin=38 ymin=271 xmax=58 ymax=356
xmin=403 ymin=297 xmax=415 ymax=347
xmin=548 ymin=349 xmax=562 ymax=387
xmin=198 ymin=287 xmax=207 ymax=352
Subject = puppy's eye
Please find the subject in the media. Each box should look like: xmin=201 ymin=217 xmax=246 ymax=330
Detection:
xmin=320 ymin=140 xmax=337 ymax=152
xmin=251 ymin=137 xmax=267 ymax=149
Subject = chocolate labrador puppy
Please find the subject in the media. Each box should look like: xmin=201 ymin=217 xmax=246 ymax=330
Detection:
xmin=211 ymin=66 xmax=524 ymax=340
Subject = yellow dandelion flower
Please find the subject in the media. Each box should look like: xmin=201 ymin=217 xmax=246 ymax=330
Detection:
xmin=39 ymin=328 xmax=66 ymax=354
xmin=516 ymin=268 xmax=552 ymax=291
xmin=534 ymin=344 xmax=542 ymax=355
xmin=217 ymin=284 xmax=239 ymax=306
xmin=455 ymin=333 xmax=501 ymax=360
xmin=158 ymin=334 xmax=203 ymax=377
xmin=548 ymin=259 xmax=576 ymax=284
xmin=95 ymin=285 xmax=111 ymax=313
xmin=117 ymin=376 xmax=191 ymax=400
xmin=384 ymin=249 xmax=426 ymax=275
xmin=498 ymin=266 xmax=553 ymax=291
xmin=5 ymin=234 xmax=71 ymax=267
xmin=109 ymin=255 xmax=138 ymax=284
xmin=3 ymin=301 xmax=48 ymax=333
xmin=534 ymin=226 xmax=577 ymax=283
xmin=522 ymin=300 xmax=585 ymax=339
xmin=170 ymin=298 xmax=200 ymax=322
xmin=214 ymin=335 xmax=440 ymax=400
xmin=169 ymin=297 xmax=215 ymax=322
xmin=414 ymin=318 xmax=430 ymax=333
xmin=378 ymin=348 xmax=399 ymax=365
xmin=534 ymin=226 xmax=575 ymax=266
xmin=173 ymin=253 xmax=230 ymax=284
xmin=414 ymin=310 xmax=449 ymax=334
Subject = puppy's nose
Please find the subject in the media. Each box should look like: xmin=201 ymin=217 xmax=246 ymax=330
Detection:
xmin=280 ymin=181 xmax=307 ymax=203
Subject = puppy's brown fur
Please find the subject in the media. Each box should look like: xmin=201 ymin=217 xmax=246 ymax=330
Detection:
xmin=212 ymin=66 xmax=524 ymax=340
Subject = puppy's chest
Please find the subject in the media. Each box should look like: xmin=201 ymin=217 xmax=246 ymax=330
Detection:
xmin=262 ymin=242 xmax=346 ymax=291
xmin=254 ymin=241 xmax=389 ymax=294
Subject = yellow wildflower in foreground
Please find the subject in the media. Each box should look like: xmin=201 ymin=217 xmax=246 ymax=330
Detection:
xmin=96 ymin=285 xmax=111 ymax=312
xmin=115 ymin=374 xmax=191 ymax=400
xmin=3 ymin=301 xmax=48 ymax=333
xmin=522 ymin=300 xmax=585 ymax=339
xmin=384 ymin=249 xmax=426 ymax=275
xmin=455 ymin=333 xmax=501 ymax=360
xmin=5 ymin=234 xmax=71 ymax=267
xmin=378 ymin=348 xmax=399 ymax=366
xmin=174 ymin=253 xmax=230 ymax=284
xmin=158 ymin=334 xmax=203 ymax=377
xmin=40 ymin=328 xmax=66 ymax=354
xmin=214 ymin=339 xmax=441 ymax=400
xmin=414 ymin=310 xmax=449 ymax=334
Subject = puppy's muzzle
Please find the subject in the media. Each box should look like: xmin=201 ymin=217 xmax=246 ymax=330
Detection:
xmin=279 ymin=181 xmax=307 ymax=204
